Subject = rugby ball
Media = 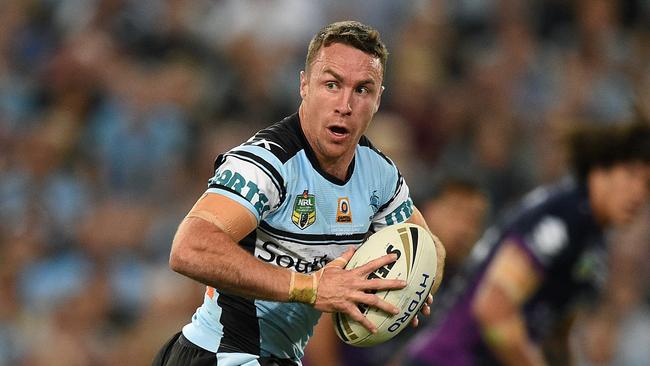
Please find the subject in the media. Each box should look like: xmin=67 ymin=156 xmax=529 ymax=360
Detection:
xmin=333 ymin=223 xmax=439 ymax=347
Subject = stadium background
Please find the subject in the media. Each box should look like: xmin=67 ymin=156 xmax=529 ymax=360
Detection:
xmin=0 ymin=0 xmax=649 ymax=365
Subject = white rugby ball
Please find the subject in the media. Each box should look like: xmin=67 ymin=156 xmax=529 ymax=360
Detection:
xmin=333 ymin=223 xmax=439 ymax=347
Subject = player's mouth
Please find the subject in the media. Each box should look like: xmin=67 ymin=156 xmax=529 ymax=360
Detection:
xmin=327 ymin=125 xmax=350 ymax=140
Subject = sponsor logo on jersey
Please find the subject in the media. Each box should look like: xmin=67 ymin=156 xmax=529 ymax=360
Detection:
xmin=336 ymin=197 xmax=353 ymax=223
xmin=244 ymin=136 xmax=286 ymax=152
xmin=292 ymin=190 xmax=316 ymax=229
xmin=257 ymin=241 xmax=328 ymax=273
xmin=384 ymin=198 xmax=414 ymax=225
xmin=211 ymin=169 xmax=271 ymax=216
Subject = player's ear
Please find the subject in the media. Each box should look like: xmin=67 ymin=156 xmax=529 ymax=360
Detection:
xmin=300 ymin=70 xmax=308 ymax=99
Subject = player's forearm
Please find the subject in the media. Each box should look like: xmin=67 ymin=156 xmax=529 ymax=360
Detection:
xmin=479 ymin=313 xmax=548 ymax=366
xmin=430 ymin=236 xmax=445 ymax=294
xmin=472 ymin=267 xmax=547 ymax=366
xmin=169 ymin=217 xmax=291 ymax=301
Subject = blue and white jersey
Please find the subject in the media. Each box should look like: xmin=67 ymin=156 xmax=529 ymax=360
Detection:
xmin=182 ymin=113 xmax=413 ymax=363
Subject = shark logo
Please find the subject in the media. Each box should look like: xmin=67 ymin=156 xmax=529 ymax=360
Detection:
xmin=369 ymin=190 xmax=379 ymax=219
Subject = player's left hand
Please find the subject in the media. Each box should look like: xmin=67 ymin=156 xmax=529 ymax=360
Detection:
xmin=409 ymin=293 xmax=433 ymax=327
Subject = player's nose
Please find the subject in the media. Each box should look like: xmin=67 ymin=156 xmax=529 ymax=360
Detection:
xmin=335 ymin=89 xmax=353 ymax=116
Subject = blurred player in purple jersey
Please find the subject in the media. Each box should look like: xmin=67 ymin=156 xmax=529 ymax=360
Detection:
xmin=402 ymin=120 xmax=650 ymax=366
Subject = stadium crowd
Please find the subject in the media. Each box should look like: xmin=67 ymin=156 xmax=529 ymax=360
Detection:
xmin=0 ymin=0 xmax=649 ymax=365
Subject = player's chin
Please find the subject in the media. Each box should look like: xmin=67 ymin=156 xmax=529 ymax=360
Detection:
xmin=323 ymin=141 xmax=352 ymax=157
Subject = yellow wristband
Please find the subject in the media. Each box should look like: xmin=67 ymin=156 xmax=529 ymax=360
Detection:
xmin=288 ymin=272 xmax=318 ymax=304
xmin=288 ymin=256 xmax=347 ymax=304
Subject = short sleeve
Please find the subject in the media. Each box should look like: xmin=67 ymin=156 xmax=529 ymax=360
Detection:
xmin=206 ymin=148 xmax=284 ymax=222
xmin=371 ymin=172 xmax=414 ymax=230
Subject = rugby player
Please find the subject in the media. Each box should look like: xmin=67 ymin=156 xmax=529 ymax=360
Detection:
xmin=152 ymin=21 xmax=446 ymax=366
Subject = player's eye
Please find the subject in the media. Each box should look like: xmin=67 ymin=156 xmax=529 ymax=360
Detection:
xmin=356 ymin=86 xmax=370 ymax=94
xmin=325 ymin=82 xmax=338 ymax=90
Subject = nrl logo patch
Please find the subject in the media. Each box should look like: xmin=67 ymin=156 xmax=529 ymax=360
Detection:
xmin=292 ymin=190 xmax=316 ymax=229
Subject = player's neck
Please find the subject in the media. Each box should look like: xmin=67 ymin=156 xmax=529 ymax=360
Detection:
xmin=309 ymin=139 xmax=354 ymax=181
xmin=318 ymin=156 xmax=353 ymax=181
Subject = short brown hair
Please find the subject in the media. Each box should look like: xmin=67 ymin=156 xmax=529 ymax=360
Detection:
xmin=305 ymin=21 xmax=388 ymax=75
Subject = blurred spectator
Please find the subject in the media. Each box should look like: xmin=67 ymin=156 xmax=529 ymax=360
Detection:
xmin=575 ymin=206 xmax=650 ymax=366
xmin=1 ymin=1 xmax=649 ymax=365
xmin=419 ymin=178 xmax=489 ymax=280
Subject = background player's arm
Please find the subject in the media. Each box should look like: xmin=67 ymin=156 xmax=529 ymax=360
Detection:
xmin=471 ymin=241 xmax=548 ymax=366
xmin=169 ymin=193 xmax=405 ymax=332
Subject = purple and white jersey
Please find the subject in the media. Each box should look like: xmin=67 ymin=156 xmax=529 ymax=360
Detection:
xmin=408 ymin=178 xmax=607 ymax=366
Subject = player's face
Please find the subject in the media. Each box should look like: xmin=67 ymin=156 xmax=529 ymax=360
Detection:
xmin=597 ymin=161 xmax=650 ymax=225
xmin=299 ymin=43 xmax=384 ymax=167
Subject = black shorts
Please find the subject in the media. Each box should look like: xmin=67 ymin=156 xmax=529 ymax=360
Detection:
xmin=152 ymin=332 xmax=215 ymax=366
xmin=152 ymin=332 xmax=299 ymax=366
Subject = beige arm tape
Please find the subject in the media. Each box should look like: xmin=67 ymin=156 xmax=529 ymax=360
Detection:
xmin=288 ymin=256 xmax=348 ymax=305
xmin=485 ymin=241 xmax=540 ymax=303
xmin=289 ymin=272 xmax=319 ymax=304
xmin=185 ymin=193 xmax=257 ymax=242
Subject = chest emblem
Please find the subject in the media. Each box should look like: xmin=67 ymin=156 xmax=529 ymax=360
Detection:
xmin=292 ymin=190 xmax=316 ymax=229
xmin=369 ymin=190 xmax=380 ymax=219
xmin=336 ymin=197 xmax=353 ymax=223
